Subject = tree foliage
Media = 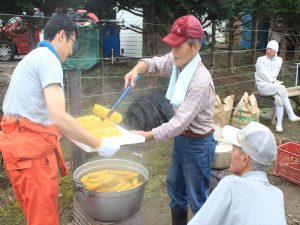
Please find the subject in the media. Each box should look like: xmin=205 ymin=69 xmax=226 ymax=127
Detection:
xmin=1 ymin=0 xmax=300 ymax=58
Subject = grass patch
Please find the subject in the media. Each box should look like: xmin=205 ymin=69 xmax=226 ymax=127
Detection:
xmin=0 ymin=200 xmax=24 ymax=225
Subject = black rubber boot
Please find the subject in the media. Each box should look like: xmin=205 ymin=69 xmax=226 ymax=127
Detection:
xmin=171 ymin=208 xmax=188 ymax=225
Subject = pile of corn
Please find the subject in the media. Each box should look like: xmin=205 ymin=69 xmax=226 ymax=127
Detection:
xmin=80 ymin=169 xmax=144 ymax=192
xmin=93 ymin=104 xmax=123 ymax=124
xmin=77 ymin=115 xmax=122 ymax=138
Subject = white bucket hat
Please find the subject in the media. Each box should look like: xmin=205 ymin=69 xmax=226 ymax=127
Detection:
xmin=221 ymin=122 xmax=277 ymax=165
xmin=267 ymin=40 xmax=279 ymax=53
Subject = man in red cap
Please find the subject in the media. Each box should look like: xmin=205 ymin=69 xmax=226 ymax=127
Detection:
xmin=124 ymin=15 xmax=216 ymax=225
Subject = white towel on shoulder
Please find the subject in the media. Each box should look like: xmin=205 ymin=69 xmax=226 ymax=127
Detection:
xmin=166 ymin=53 xmax=201 ymax=106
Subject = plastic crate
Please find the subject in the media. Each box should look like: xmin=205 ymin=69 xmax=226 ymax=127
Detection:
xmin=274 ymin=142 xmax=300 ymax=185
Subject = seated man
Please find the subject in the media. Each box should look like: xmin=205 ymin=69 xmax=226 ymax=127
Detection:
xmin=188 ymin=122 xmax=286 ymax=225
xmin=254 ymin=40 xmax=300 ymax=132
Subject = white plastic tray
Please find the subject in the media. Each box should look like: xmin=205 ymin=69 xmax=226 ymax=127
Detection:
xmin=71 ymin=125 xmax=145 ymax=153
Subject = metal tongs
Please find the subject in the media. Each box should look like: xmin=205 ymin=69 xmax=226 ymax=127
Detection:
xmin=106 ymin=75 xmax=141 ymax=119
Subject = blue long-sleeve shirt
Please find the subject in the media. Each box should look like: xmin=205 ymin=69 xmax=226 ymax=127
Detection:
xmin=188 ymin=171 xmax=286 ymax=225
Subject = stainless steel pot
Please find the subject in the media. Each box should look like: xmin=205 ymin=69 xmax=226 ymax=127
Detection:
xmin=211 ymin=142 xmax=232 ymax=169
xmin=73 ymin=155 xmax=148 ymax=222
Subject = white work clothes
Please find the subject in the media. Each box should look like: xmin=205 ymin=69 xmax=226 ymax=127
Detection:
xmin=188 ymin=171 xmax=286 ymax=225
xmin=255 ymin=55 xmax=282 ymax=86
xmin=255 ymin=56 xmax=287 ymax=105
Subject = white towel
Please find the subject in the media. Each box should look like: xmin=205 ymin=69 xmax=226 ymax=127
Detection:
xmin=166 ymin=53 xmax=201 ymax=106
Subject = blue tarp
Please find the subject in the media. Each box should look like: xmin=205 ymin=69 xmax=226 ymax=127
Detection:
xmin=241 ymin=14 xmax=269 ymax=49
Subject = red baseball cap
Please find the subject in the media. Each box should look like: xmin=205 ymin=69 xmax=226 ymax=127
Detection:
xmin=162 ymin=14 xmax=204 ymax=47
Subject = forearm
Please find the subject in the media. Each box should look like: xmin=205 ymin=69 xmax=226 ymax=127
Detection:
xmin=134 ymin=60 xmax=148 ymax=74
xmin=256 ymin=65 xmax=274 ymax=83
xmin=44 ymin=84 xmax=100 ymax=148
xmin=124 ymin=60 xmax=148 ymax=88
xmin=133 ymin=130 xmax=154 ymax=141
xmin=255 ymin=58 xmax=282 ymax=83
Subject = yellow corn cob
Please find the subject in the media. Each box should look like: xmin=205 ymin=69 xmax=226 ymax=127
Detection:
xmin=80 ymin=175 xmax=90 ymax=184
xmin=129 ymin=181 xmax=143 ymax=190
xmin=77 ymin=115 xmax=102 ymax=130
xmin=82 ymin=169 xmax=144 ymax=192
xmin=132 ymin=177 xmax=138 ymax=186
xmin=116 ymin=182 xmax=132 ymax=192
xmin=87 ymin=177 xmax=104 ymax=184
xmin=102 ymin=174 xmax=117 ymax=186
xmin=109 ymin=181 xmax=127 ymax=192
xmin=77 ymin=115 xmax=122 ymax=138
xmin=85 ymin=181 xmax=103 ymax=191
xmin=86 ymin=170 xmax=109 ymax=179
xmin=110 ymin=170 xmax=133 ymax=176
xmin=93 ymin=104 xmax=123 ymax=124
xmin=123 ymin=172 xmax=139 ymax=181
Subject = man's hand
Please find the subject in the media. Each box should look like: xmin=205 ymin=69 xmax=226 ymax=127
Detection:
xmin=94 ymin=137 xmax=120 ymax=157
xmin=274 ymin=80 xmax=284 ymax=85
xmin=132 ymin=130 xmax=154 ymax=141
xmin=124 ymin=69 xmax=138 ymax=88
xmin=124 ymin=61 xmax=148 ymax=88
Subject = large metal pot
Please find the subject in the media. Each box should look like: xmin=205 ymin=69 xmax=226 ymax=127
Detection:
xmin=211 ymin=141 xmax=232 ymax=169
xmin=73 ymin=156 xmax=148 ymax=222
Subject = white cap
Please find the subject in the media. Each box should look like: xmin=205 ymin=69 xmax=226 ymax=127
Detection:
xmin=267 ymin=40 xmax=279 ymax=53
xmin=221 ymin=122 xmax=277 ymax=165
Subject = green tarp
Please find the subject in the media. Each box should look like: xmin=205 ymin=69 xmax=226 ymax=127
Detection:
xmin=63 ymin=24 xmax=99 ymax=70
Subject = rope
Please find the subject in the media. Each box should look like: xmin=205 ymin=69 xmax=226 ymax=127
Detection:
xmin=234 ymin=103 xmax=257 ymax=128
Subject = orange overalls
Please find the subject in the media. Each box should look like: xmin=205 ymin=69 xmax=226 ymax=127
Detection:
xmin=0 ymin=116 xmax=69 ymax=225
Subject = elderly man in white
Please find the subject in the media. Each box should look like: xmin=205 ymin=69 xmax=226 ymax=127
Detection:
xmin=188 ymin=122 xmax=286 ymax=225
xmin=254 ymin=40 xmax=300 ymax=132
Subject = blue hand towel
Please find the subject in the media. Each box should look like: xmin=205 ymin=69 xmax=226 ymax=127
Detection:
xmin=166 ymin=53 xmax=201 ymax=106
xmin=36 ymin=40 xmax=60 ymax=60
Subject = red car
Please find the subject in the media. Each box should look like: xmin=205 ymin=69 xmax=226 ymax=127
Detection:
xmin=0 ymin=10 xmax=99 ymax=62
xmin=0 ymin=16 xmax=41 ymax=61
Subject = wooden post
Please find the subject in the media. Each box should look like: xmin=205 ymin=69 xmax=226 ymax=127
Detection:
xmin=67 ymin=69 xmax=86 ymax=171
xmin=99 ymin=22 xmax=105 ymax=77
xmin=99 ymin=22 xmax=106 ymax=104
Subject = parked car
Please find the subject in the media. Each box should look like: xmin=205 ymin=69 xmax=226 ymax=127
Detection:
xmin=0 ymin=10 xmax=99 ymax=62
xmin=0 ymin=16 xmax=41 ymax=62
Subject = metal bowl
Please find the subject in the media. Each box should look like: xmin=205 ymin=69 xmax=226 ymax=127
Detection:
xmin=211 ymin=142 xmax=232 ymax=169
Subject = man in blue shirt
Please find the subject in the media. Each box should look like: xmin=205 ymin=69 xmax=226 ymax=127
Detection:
xmin=188 ymin=122 xmax=286 ymax=225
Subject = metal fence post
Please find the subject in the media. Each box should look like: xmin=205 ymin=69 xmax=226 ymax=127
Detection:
xmin=67 ymin=69 xmax=86 ymax=171
xmin=295 ymin=63 xmax=300 ymax=86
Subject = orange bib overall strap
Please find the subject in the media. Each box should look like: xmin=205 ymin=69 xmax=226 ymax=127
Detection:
xmin=0 ymin=116 xmax=69 ymax=225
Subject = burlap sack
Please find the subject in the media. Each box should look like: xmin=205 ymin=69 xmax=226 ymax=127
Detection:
xmin=213 ymin=95 xmax=234 ymax=127
xmin=231 ymin=92 xmax=260 ymax=128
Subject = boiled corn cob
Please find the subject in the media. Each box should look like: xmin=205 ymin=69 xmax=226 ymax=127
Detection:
xmin=77 ymin=115 xmax=122 ymax=138
xmin=93 ymin=104 xmax=123 ymax=124
xmin=80 ymin=169 xmax=144 ymax=192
